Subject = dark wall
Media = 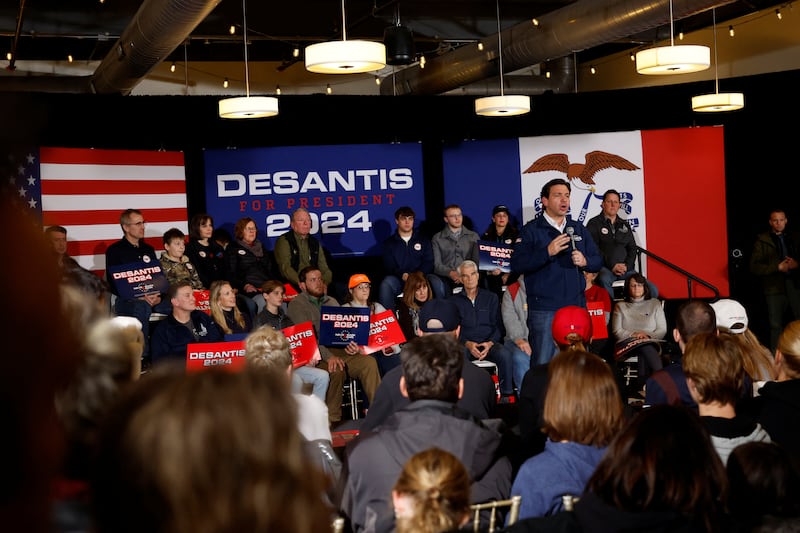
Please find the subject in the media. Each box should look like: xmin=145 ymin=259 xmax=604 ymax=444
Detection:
xmin=3 ymin=68 xmax=800 ymax=342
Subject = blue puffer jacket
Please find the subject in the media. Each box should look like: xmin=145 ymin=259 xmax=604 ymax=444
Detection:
xmin=512 ymin=216 xmax=602 ymax=312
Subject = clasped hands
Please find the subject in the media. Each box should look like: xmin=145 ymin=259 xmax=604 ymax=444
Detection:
xmin=466 ymin=340 xmax=493 ymax=360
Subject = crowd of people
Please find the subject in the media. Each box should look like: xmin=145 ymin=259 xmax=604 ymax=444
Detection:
xmin=10 ymin=178 xmax=800 ymax=533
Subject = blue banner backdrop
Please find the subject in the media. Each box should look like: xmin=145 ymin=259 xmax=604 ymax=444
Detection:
xmin=204 ymin=143 xmax=425 ymax=258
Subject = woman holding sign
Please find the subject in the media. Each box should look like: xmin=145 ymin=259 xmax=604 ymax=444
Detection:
xmin=342 ymin=274 xmax=402 ymax=377
xmin=255 ymin=280 xmax=328 ymax=402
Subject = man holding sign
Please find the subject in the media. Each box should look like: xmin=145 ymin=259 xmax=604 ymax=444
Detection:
xmin=287 ymin=266 xmax=380 ymax=425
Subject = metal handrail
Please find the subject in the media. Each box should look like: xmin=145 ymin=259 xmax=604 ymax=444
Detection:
xmin=635 ymin=246 xmax=720 ymax=300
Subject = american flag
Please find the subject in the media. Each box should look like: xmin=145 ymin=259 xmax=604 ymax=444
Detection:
xmin=8 ymin=147 xmax=188 ymax=276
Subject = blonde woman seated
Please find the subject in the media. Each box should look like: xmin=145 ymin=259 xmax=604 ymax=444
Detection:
xmin=342 ymin=273 xmax=401 ymax=376
xmin=511 ymin=350 xmax=625 ymax=519
xmin=392 ymin=448 xmax=471 ymax=533
xmin=612 ymin=273 xmax=667 ymax=389
xmin=209 ymin=280 xmax=253 ymax=336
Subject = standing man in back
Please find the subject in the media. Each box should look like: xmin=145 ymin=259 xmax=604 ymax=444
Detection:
xmin=512 ymin=179 xmax=602 ymax=365
xmin=432 ymin=204 xmax=480 ymax=296
xmin=750 ymin=208 xmax=800 ymax=350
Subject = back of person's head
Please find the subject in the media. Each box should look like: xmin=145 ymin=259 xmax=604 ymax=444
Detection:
xmin=401 ymin=334 xmax=463 ymax=402
xmin=777 ymin=321 xmax=800 ymax=379
xmin=587 ymin=405 xmax=727 ymax=532
xmin=543 ymin=350 xmax=624 ymax=446
xmin=392 ymin=447 xmax=471 ymax=533
xmin=245 ymin=326 xmax=292 ymax=374
xmin=623 ymin=273 xmax=652 ymax=301
xmin=683 ymin=332 xmax=745 ymax=407
xmin=551 ymin=305 xmax=592 ymax=351
xmin=2 ymin=200 xmax=81 ymax=533
xmin=211 ymin=227 xmax=231 ymax=246
xmin=712 ymin=299 xmax=775 ymax=380
xmin=418 ymin=299 xmax=460 ymax=334
xmin=162 ymin=227 xmax=185 ymax=246
xmin=727 ymin=441 xmax=800 ymax=530
xmin=402 ymin=272 xmax=433 ymax=310
xmin=92 ymin=367 xmax=331 ymax=533
xmin=675 ymin=300 xmax=717 ymax=344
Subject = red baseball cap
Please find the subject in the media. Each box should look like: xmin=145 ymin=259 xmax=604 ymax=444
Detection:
xmin=551 ymin=305 xmax=593 ymax=345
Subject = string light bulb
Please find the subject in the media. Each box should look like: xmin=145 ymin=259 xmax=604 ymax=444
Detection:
xmin=375 ymin=76 xmax=381 ymax=85
xmin=223 ymin=77 xmax=229 ymax=88
xmin=170 ymin=61 xmax=176 ymax=72
xmin=630 ymin=52 xmax=635 ymax=61
xmin=229 ymin=25 xmax=236 ymax=35
xmin=477 ymin=42 xmax=484 ymax=51
xmin=419 ymin=54 xmax=426 ymax=68
xmin=293 ymin=47 xmax=300 ymax=58
xmin=776 ymin=8 xmax=782 ymax=19
xmin=326 ymin=84 xmax=332 ymax=94
xmin=67 ymin=54 xmax=73 ymax=63
xmin=545 ymin=71 xmax=551 ymax=78
xmin=729 ymin=25 xmax=735 ymax=37
xmin=276 ymin=85 xmax=281 ymax=95
xmin=531 ymin=18 xmax=540 ymax=27
xmin=590 ymin=65 xmax=596 ymax=74
xmin=678 ymin=31 xmax=684 ymax=40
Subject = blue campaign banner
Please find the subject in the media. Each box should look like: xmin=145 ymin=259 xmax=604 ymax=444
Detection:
xmin=442 ymin=138 xmax=523 ymax=233
xmin=477 ymin=240 xmax=513 ymax=273
xmin=204 ymin=143 xmax=425 ymax=258
xmin=318 ymin=306 xmax=370 ymax=346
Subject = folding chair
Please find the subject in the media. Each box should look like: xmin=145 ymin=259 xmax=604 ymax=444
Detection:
xmin=470 ymin=495 xmax=521 ymax=532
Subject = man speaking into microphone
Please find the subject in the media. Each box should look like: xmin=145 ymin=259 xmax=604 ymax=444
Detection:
xmin=512 ymin=178 xmax=603 ymax=365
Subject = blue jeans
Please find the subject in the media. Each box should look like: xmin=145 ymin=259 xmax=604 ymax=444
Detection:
xmin=378 ymin=274 xmax=448 ymax=310
xmin=505 ymin=339 xmax=532 ymax=392
xmin=528 ymin=309 xmax=557 ymax=365
xmin=463 ymin=343 xmax=515 ymax=396
xmin=596 ymin=268 xmax=659 ymax=300
xmin=293 ymin=365 xmax=330 ymax=402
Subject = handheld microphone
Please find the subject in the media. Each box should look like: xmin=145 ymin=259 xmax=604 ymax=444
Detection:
xmin=565 ymin=226 xmax=577 ymax=251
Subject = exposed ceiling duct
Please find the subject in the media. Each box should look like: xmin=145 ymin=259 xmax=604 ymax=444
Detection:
xmin=381 ymin=0 xmax=734 ymax=96
xmin=90 ymin=0 xmax=222 ymax=95
xmin=446 ymin=57 xmax=576 ymax=96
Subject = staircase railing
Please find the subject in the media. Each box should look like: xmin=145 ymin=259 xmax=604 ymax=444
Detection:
xmin=635 ymin=247 xmax=720 ymax=300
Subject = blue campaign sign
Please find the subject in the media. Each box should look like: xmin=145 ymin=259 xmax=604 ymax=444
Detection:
xmin=318 ymin=306 xmax=370 ymax=346
xmin=204 ymin=143 xmax=425 ymax=258
xmin=107 ymin=261 xmax=169 ymax=299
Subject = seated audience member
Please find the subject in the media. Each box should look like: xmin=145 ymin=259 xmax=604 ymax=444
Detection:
xmin=255 ymin=279 xmax=329 ymax=402
xmin=342 ymin=334 xmax=512 ymax=533
xmin=726 ymin=441 xmax=800 ymax=532
xmin=52 ymin=317 xmax=143 ymax=532
xmin=209 ymin=280 xmax=253 ymax=336
xmin=3 ymin=200 xmax=82 ymax=533
xmin=741 ymin=320 xmax=800 ymax=465
xmin=91 ymin=368 xmax=333 ymax=533
xmin=342 ymin=274 xmax=402 ymax=377
xmin=480 ymin=205 xmax=520 ymax=302
xmin=583 ymin=270 xmax=613 ymax=362
xmin=511 ymin=350 xmax=624 ymax=520
xmin=105 ymin=208 xmax=170 ymax=359
xmin=711 ymin=298 xmax=777 ymax=389
xmin=225 ymin=217 xmax=274 ymax=312
xmin=244 ymin=326 xmax=340 ymax=496
xmin=502 ymin=405 xmax=731 ymax=533
xmin=150 ymin=281 xmax=223 ymax=365
xmin=611 ymin=273 xmax=666 ymax=390
xmin=287 ymin=266 xmax=380 ymax=425
xmin=378 ymin=206 xmax=445 ymax=310
xmin=360 ymin=298 xmax=496 ymax=432
xmin=392 ymin=448 xmax=472 ymax=533
xmin=517 ymin=305 xmax=593 ymax=458
xmin=45 ymin=225 xmax=83 ymax=276
xmin=683 ymin=332 xmax=771 ymax=464
xmin=212 ymin=227 xmax=231 ymax=250
xmin=585 ymin=189 xmax=658 ymax=299
xmin=185 ymin=213 xmax=226 ymax=288
xmin=395 ymin=272 xmax=433 ymax=343
xmin=502 ymin=275 xmax=532 ymax=393
xmin=645 ymin=299 xmax=717 ymax=410
xmin=452 ymin=260 xmax=515 ymax=399
xmin=274 ymin=207 xmax=334 ymax=291
xmin=159 ymin=227 xmax=204 ymax=290
xmin=431 ymin=204 xmax=480 ymax=295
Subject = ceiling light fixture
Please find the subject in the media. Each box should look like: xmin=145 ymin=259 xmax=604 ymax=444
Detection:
xmin=218 ymin=0 xmax=279 ymax=119
xmin=729 ymin=25 xmax=735 ymax=37
xmin=223 ymin=77 xmax=229 ymax=88
xmin=691 ymin=9 xmax=744 ymax=112
xmin=635 ymin=0 xmax=710 ymax=74
xmin=475 ymin=0 xmax=531 ymax=117
xmin=170 ymin=61 xmax=176 ymax=73
xmin=304 ymin=0 xmax=386 ymax=74
xmin=776 ymin=8 xmax=782 ymax=19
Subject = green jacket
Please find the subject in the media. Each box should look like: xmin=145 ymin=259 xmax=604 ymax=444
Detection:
xmin=749 ymin=231 xmax=800 ymax=294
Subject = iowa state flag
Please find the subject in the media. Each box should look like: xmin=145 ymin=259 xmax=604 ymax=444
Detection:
xmin=9 ymin=147 xmax=188 ymax=276
xmin=443 ymin=127 xmax=728 ymax=299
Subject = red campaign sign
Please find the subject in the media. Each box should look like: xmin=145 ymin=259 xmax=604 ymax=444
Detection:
xmin=283 ymin=283 xmax=299 ymax=303
xmin=194 ymin=289 xmax=211 ymax=315
xmin=282 ymin=321 xmax=321 ymax=369
xmin=586 ymin=301 xmax=608 ymax=340
xmin=360 ymin=310 xmax=407 ymax=355
xmin=186 ymin=340 xmax=246 ymax=373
